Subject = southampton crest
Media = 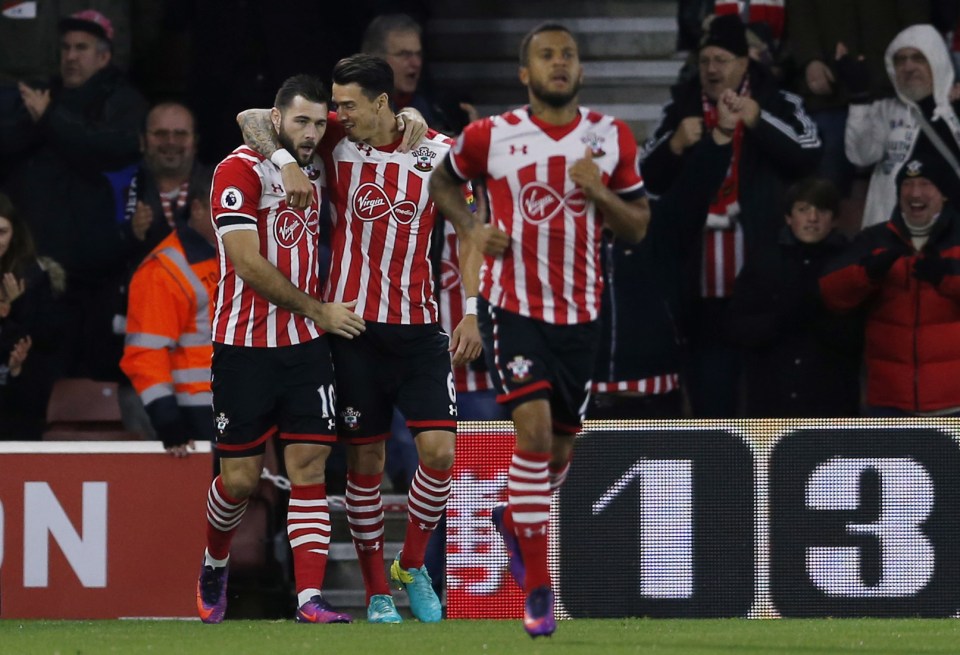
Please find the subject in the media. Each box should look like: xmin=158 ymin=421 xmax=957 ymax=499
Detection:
xmin=412 ymin=145 xmax=436 ymax=172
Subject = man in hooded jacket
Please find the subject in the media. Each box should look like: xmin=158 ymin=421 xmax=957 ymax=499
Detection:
xmin=845 ymin=24 xmax=960 ymax=228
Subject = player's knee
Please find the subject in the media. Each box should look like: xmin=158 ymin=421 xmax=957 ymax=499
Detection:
xmin=348 ymin=442 xmax=386 ymax=474
xmin=415 ymin=430 xmax=456 ymax=470
xmin=420 ymin=442 xmax=455 ymax=470
xmin=514 ymin=425 xmax=553 ymax=453
xmin=219 ymin=463 xmax=261 ymax=500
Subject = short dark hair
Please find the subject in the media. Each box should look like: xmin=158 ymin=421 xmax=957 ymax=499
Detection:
xmin=274 ymin=74 xmax=330 ymax=110
xmin=361 ymin=13 xmax=422 ymax=55
xmin=784 ymin=178 xmax=840 ymax=216
xmin=519 ymin=22 xmax=577 ymax=66
xmin=332 ymin=54 xmax=394 ymax=100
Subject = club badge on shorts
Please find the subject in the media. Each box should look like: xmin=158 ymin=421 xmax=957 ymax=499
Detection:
xmin=507 ymin=355 xmax=533 ymax=384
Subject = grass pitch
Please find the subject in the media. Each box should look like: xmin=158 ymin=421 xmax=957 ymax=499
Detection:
xmin=2 ymin=618 xmax=959 ymax=655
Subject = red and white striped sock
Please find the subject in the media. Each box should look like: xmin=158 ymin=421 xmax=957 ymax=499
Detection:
xmin=549 ymin=457 xmax=571 ymax=493
xmin=204 ymin=475 xmax=248 ymax=564
xmin=345 ymin=470 xmax=390 ymax=600
xmin=509 ymin=450 xmax=551 ymax=591
xmin=400 ymin=463 xmax=452 ymax=570
xmin=288 ymin=483 xmax=331 ymax=607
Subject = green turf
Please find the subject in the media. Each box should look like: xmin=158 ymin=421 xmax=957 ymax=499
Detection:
xmin=2 ymin=618 xmax=960 ymax=655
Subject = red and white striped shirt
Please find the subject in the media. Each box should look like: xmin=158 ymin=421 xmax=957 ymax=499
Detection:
xmin=210 ymin=146 xmax=324 ymax=347
xmin=438 ymin=219 xmax=494 ymax=393
xmin=320 ymin=121 xmax=452 ymax=324
xmin=448 ymin=107 xmax=645 ymax=324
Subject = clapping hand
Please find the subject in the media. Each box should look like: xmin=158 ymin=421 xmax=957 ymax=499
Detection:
xmin=131 ymin=201 xmax=154 ymax=241
xmin=8 ymin=335 xmax=31 ymax=377
xmin=18 ymin=82 xmax=50 ymax=122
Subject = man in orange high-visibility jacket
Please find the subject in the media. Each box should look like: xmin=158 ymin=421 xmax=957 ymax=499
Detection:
xmin=121 ymin=174 xmax=218 ymax=456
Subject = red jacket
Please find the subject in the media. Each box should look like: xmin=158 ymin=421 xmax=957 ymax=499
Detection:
xmin=820 ymin=206 xmax=960 ymax=412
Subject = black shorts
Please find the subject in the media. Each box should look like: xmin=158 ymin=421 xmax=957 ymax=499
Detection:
xmin=329 ymin=322 xmax=457 ymax=442
xmin=211 ymin=338 xmax=338 ymax=457
xmin=477 ymin=298 xmax=599 ymax=435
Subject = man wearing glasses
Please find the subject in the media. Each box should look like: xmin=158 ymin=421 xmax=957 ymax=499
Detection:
xmin=361 ymin=13 xmax=473 ymax=134
xmin=125 ymin=102 xmax=212 ymax=258
xmin=641 ymin=14 xmax=821 ymax=419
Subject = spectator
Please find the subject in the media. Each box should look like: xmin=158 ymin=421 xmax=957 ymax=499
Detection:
xmin=820 ymin=151 xmax=960 ymax=416
xmin=113 ymin=101 xmax=212 ymax=437
xmin=642 ymin=13 xmax=821 ymax=418
xmin=588 ymin=100 xmax=736 ymax=420
xmin=361 ymin=13 xmax=472 ymax=133
xmin=725 ymin=178 xmax=862 ymax=417
xmin=0 ymin=193 xmax=68 ymax=439
xmin=120 ymin=170 xmax=217 ymax=457
xmin=844 ymin=24 xmax=960 ymax=228
xmin=785 ymin=1 xmax=928 ymax=193
xmin=124 ymin=101 xmax=211 ymax=259
xmin=0 ymin=9 xmax=146 ymax=381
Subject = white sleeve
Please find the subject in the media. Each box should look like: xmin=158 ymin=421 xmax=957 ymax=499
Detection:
xmin=844 ymin=101 xmax=889 ymax=166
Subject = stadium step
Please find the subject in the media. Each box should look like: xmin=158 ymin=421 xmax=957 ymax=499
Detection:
xmin=423 ymin=0 xmax=681 ymax=141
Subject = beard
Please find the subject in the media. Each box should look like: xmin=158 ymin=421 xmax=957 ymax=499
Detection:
xmin=529 ymin=75 xmax=582 ymax=108
xmin=277 ymin=127 xmax=313 ymax=167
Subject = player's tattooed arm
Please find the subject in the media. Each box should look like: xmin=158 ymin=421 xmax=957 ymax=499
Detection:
xmin=237 ymin=108 xmax=313 ymax=209
xmin=237 ymin=108 xmax=279 ymax=157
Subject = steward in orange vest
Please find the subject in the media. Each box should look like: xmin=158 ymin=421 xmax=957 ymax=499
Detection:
xmin=121 ymin=194 xmax=218 ymax=454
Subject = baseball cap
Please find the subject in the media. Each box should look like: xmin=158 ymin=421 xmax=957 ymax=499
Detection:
xmin=59 ymin=9 xmax=114 ymax=43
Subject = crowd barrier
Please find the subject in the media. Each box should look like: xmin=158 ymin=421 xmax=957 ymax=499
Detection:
xmin=3 ymin=419 xmax=959 ymax=619
xmin=448 ymin=419 xmax=960 ymax=619
xmin=0 ymin=442 xmax=211 ymax=618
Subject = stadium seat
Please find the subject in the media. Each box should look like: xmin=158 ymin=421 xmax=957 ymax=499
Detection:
xmin=42 ymin=378 xmax=142 ymax=440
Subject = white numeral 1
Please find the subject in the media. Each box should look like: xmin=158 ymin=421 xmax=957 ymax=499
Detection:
xmin=593 ymin=458 xmax=694 ymax=598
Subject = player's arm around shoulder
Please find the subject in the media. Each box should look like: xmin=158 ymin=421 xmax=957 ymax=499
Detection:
xmin=237 ymin=107 xmax=315 ymax=209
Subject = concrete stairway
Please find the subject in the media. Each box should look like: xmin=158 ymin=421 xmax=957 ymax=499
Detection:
xmin=423 ymin=0 xmax=682 ymax=141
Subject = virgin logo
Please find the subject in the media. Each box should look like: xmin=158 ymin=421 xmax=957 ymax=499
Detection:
xmin=275 ymin=208 xmax=319 ymax=249
xmin=518 ymin=182 xmax=587 ymax=225
xmin=352 ymin=182 xmax=418 ymax=225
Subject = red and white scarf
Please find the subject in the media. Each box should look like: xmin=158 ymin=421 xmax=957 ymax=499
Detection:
xmin=699 ymin=78 xmax=749 ymax=298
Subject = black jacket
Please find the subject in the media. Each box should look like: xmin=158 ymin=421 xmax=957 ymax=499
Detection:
xmin=641 ymin=61 xmax=822 ymax=263
xmin=0 ymin=66 xmax=146 ymax=279
xmin=593 ymin=137 xmax=733 ymax=388
xmin=725 ymin=226 xmax=863 ymax=417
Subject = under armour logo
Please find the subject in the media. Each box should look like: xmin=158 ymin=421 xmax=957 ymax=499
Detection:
xmin=509 ymin=145 xmax=528 ymax=155
xmin=352 ymin=182 xmax=417 ymax=225
xmin=518 ymin=181 xmax=586 ymax=225
xmin=449 ymin=403 xmax=457 ymax=416
xmin=327 ymin=418 xmax=335 ymax=431
xmin=358 ymin=542 xmax=381 ymax=551
xmin=356 ymin=142 xmax=373 ymax=156
xmin=522 ymin=525 xmax=547 ymax=538
xmin=272 ymin=183 xmax=283 ymax=194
